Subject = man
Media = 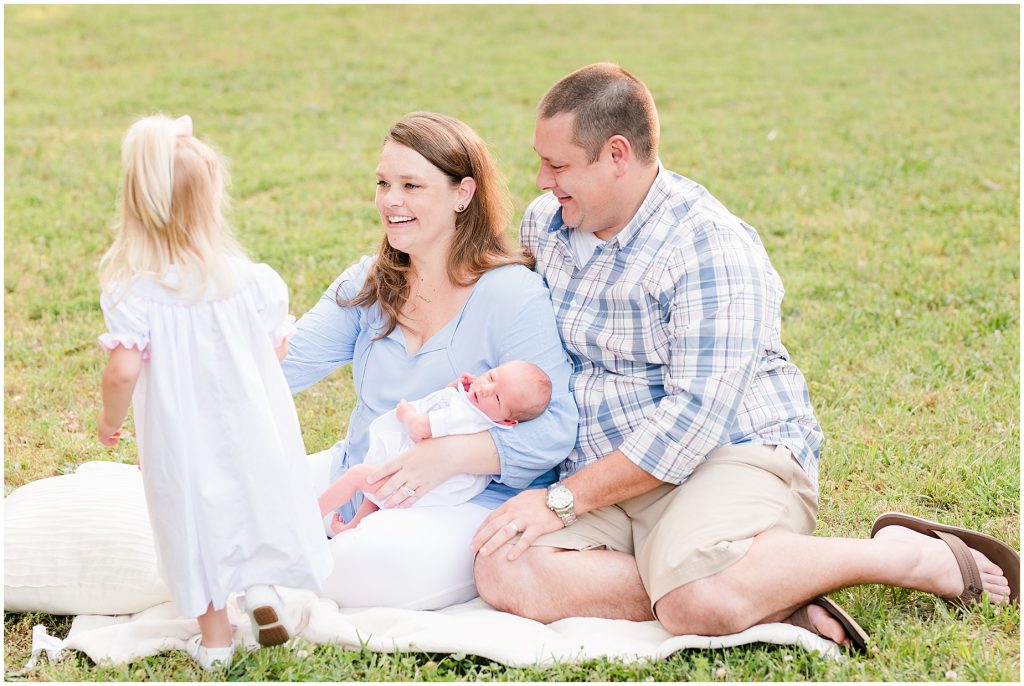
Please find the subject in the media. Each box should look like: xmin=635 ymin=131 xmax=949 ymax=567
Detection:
xmin=471 ymin=63 xmax=1018 ymax=649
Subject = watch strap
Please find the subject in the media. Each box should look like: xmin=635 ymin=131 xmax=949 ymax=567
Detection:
xmin=547 ymin=482 xmax=577 ymax=527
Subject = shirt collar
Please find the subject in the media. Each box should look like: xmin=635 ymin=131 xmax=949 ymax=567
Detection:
xmin=545 ymin=162 xmax=670 ymax=251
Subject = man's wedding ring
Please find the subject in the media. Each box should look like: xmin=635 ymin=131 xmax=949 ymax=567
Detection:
xmin=507 ymin=521 xmax=520 ymax=534
xmin=402 ymin=486 xmax=416 ymax=497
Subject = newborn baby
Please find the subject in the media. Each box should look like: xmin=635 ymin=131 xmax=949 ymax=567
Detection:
xmin=318 ymin=359 xmax=552 ymax=535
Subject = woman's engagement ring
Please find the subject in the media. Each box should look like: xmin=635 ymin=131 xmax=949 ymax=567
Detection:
xmin=507 ymin=521 xmax=520 ymax=534
xmin=402 ymin=485 xmax=417 ymax=497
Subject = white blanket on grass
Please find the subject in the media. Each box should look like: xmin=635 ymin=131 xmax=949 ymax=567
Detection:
xmin=31 ymin=589 xmax=841 ymax=668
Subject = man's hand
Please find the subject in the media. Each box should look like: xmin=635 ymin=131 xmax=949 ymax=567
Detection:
xmin=470 ymin=488 xmax=563 ymax=561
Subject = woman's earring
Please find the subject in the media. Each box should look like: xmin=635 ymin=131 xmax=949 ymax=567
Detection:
xmin=456 ymin=203 xmax=466 ymax=212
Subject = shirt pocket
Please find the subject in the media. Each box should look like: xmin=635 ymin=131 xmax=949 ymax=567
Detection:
xmin=587 ymin=281 xmax=671 ymax=366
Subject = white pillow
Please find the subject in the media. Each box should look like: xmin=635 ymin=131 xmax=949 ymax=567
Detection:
xmin=4 ymin=461 xmax=170 ymax=615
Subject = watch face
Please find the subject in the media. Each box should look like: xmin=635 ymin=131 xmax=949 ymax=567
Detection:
xmin=548 ymin=485 xmax=572 ymax=510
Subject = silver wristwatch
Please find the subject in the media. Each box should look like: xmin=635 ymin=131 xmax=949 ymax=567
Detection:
xmin=546 ymin=481 xmax=577 ymax=527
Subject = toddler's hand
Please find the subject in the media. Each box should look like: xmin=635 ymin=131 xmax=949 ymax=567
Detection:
xmin=97 ymin=411 xmax=122 ymax=446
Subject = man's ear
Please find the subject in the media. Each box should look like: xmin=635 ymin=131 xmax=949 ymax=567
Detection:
xmin=607 ymin=134 xmax=633 ymax=176
xmin=497 ymin=418 xmax=519 ymax=426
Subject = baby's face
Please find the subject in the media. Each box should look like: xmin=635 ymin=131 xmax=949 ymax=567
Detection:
xmin=466 ymin=365 xmax=527 ymax=426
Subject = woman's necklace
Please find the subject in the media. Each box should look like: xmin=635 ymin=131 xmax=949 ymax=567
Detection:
xmin=415 ymin=276 xmax=436 ymax=304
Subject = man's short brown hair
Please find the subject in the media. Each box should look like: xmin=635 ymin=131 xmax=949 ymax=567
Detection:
xmin=538 ymin=63 xmax=659 ymax=164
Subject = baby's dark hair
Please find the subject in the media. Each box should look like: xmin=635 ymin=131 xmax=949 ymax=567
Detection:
xmin=505 ymin=360 xmax=553 ymax=422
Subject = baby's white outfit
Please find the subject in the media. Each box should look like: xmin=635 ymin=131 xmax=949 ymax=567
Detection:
xmin=99 ymin=258 xmax=332 ymax=618
xmin=362 ymin=385 xmax=499 ymax=508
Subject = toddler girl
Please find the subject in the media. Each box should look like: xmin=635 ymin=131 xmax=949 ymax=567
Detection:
xmin=96 ymin=114 xmax=332 ymax=670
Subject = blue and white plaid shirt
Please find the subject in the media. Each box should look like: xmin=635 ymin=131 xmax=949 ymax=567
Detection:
xmin=521 ymin=166 xmax=823 ymax=488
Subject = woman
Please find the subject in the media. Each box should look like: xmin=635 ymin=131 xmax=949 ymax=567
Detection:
xmin=282 ymin=112 xmax=578 ymax=610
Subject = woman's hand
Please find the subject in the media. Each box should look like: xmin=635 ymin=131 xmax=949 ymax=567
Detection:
xmin=469 ymin=488 xmax=564 ymax=561
xmin=367 ymin=438 xmax=462 ymax=508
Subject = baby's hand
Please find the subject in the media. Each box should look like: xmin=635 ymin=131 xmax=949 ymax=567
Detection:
xmin=448 ymin=372 xmax=475 ymax=391
xmin=395 ymin=399 xmax=414 ymax=422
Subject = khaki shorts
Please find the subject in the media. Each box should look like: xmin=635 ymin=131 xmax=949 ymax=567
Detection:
xmin=533 ymin=444 xmax=818 ymax=609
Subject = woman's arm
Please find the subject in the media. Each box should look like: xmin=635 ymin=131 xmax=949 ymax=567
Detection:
xmin=369 ymin=431 xmax=500 ymax=507
xmin=282 ymin=256 xmax=373 ymax=393
xmin=485 ymin=270 xmax=578 ymax=489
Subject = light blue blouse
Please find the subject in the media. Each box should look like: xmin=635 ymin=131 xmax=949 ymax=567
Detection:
xmin=283 ymin=257 xmax=579 ymax=513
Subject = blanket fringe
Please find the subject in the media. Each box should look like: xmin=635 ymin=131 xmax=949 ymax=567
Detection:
xmin=8 ymin=624 xmax=65 ymax=676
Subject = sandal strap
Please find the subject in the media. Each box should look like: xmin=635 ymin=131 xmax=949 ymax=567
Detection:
xmin=933 ymin=529 xmax=984 ymax=602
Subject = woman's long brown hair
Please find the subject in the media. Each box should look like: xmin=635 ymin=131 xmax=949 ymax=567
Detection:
xmin=339 ymin=112 xmax=532 ymax=338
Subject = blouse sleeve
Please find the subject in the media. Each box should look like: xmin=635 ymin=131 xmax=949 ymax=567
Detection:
xmin=486 ymin=271 xmax=579 ymax=490
xmin=253 ymin=264 xmax=297 ymax=347
xmin=98 ymin=290 xmax=151 ymax=360
xmin=281 ymin=256 xmax=373 ymax=394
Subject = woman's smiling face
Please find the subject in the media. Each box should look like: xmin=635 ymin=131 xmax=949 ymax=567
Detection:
xmin=375 ymin=141 xmax=462 ymax=261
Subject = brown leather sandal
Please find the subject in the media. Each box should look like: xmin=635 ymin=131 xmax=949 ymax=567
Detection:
xmin=870 ymin=512 xmax=1020 ymax=605
xmin=808 ymin=596 xmax=869 ymax=653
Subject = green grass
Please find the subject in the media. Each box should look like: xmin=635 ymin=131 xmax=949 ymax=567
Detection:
xmin=4 ymin=3 xmax=1019 ymax=681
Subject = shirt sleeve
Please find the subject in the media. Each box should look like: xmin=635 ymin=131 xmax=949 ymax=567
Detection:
xmin=488 ymin=271 xmax=579 ymax=490
xmin=618 ymin=226 xmax=767 ymax=484
xmin=98 ymin=289 xmax=151 ymax=360
xmin=253 ymin=264 xmax=297 ymax=346
xmin=281 ymin=256 xmax=373 ymax=394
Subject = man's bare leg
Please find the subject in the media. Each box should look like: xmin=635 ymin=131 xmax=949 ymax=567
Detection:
xmin=474 ymin=526 xmax=1012 ymax=642
xmin=654 ymin=526 xmax=1011 ymax=637
xmin=475 ymin=546 xmax=655 ymax=623
xmin=474 ymin=541 xmax=849 ymax=641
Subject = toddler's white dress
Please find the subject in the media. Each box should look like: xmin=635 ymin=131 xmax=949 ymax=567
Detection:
xmin=99 ymin=258 xmax=332 ymax=618
xmin=362 ymin=385 xmax=497 ymax=508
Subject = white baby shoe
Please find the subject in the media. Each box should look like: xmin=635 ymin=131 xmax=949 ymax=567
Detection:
xmin=186 ymin=634 xmax=234 ymax=671
xmin=243 ymin=584 xmax=293 ymax=646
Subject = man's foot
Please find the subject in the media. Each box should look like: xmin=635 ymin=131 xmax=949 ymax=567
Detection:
xmin=872 ymin=523 xmax=1014 ymax=603
xmin=785 ymin=603 xmax=848 ymax=646
xmin=784 ymin=597 xmax=867 ymax=651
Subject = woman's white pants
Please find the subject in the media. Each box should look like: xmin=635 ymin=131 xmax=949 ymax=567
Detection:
xmin=306 ymin=447 xmax=489 ymax=610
